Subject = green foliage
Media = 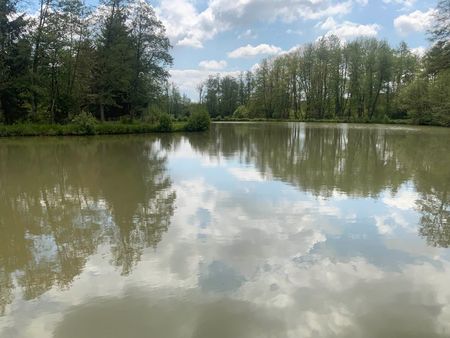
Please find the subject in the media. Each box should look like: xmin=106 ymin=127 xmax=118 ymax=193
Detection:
xmin=0 ymin=0 xmax=173 ymax=124
xmin=71 ymin=112 xmax=98 ymax=134
xmin=163 ymin=83 xmax=191 ymax=118
xmin=233 ymin=105 xmax=249 ymax=119
xmin=157 ymin=113 xmax=173 ymax=132
xmin=119 ymin=115 xmax=134 ymax=124
xmin=0 ymin=121 xmax=190 ymax=137
xmin=398 ymin=69 xmax=450 ymax=127
xmin=428 ymin=69 xmax=450 ymax=127
xmin=186 ymin=107 xmax=211 ymax=132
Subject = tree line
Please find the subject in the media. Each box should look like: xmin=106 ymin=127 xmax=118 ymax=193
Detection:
xmin=0 ymin=0 xmax=177 ymax=124
xmin=199 ymin=1 xmax=450 ymax=126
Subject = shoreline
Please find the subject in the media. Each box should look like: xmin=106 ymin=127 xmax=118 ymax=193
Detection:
xmin=211 ymin=118 xmax=448 ymax=128
xmin=0 ymin=121 xmax=205 ymax=138
xmin=0 ymin=118 xmax=447 ymax=138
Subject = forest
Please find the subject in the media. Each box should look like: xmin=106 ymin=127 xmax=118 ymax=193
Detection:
xmin=198 ymin=1 xmax=450 ymax=126
xmin=0 ymin=0 xmax=449 ymax=128
xmin=0 ymin=0 xmax=190 ymax=125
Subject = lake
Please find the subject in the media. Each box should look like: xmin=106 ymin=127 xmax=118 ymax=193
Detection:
xmin=0 ymin=122 xmax=449 ymax=338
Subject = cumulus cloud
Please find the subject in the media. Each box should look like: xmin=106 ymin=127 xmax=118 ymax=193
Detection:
xmin=382 ymin=0 xmax=416 ymax=8
xmin=394 ymin=9 xmax=435 ymax=36
xmin=156 ymin=0 xmax=358 ymax=48
xmin=319 ymin=16 xmax=338 ymax=30
xmin=319 ymin=17 xmax=380 ymax=40
xmin=155 ymin=0 xmax=218 ymax=48
xmin=198 ymin=60 xmax=228 ymax=70
xmin=228 ymin=44 xmax=283 ymax=58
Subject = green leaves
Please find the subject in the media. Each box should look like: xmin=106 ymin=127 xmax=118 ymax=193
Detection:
xmin=186 ymin=107 xmax=210 ymax=132
xmin=1 ymin=0 xmax=173 ymax=124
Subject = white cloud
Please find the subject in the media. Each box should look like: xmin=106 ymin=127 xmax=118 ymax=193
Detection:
xmin=319 ymin=17 xmax=380 ymax=40
xmin=320 ymin=16 xmax=338 ymax=30
xmin=383 ymin=0 xmax=416 ymax=8
xmin=382 ymin=190 xmax=419 ymax=211
xmin=198 ymin=60 xmax=228 ymax=70
xmin=156 ymin=0 xmax=219 ymax=48
xmin=238 ymin=29 xmax=257 ymax=39
xmin=394 ymin=9 xmax=435 ymax=36
xmin=228 ymin=44 xmax=283 ymax=58
xmin=228 ymin=167 xmax=267 ymax=182
xmin=156 ymin=0 xmax=357 ymax=48
xmin=250 ymin=63 xmax=260 ymax=73
xmin=411 ymin=46 xmax=427 ymax=57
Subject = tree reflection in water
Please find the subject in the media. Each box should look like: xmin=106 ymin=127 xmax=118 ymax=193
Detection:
xmin=0 ymin=136 xmax=176 ymax=314
xmin=417 ymin=191 xmax=449 ymax=248
xmin=0 ymin=123 xmax=449 ymax=318
xmin=189 ymin=123 xmax=450 ymax=247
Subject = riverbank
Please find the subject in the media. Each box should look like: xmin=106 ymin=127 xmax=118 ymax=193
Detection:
xmin=1 ymin=116 xmax=446 ymax=137
xmin=211 ymin=117 xmax=449 ymax=127
xmin=0 ymin=110 xmax=212 ymax=137
xmin=0 ymin=121 xmax=192 ymax=137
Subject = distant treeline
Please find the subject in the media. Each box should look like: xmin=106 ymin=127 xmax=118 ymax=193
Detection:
xmin=198 ymin=1 xmax=450 ymax=126
xmin=0 ymin=0 xmax=178 ymax=124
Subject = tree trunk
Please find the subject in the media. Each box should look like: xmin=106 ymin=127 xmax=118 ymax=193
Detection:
xmin=100 ymin=103 xmax=105 ymax=122
xmin=0 ymin=97 xmax=4 ymax=123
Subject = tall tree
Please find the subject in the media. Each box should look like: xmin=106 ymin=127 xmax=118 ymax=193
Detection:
xmin=0 ymin=0 xmax=29 ymax=123
xmin=93 ymin=0 xmax=134 ymax=121
xmin=128 ymin=0 xmax=172 ymax=118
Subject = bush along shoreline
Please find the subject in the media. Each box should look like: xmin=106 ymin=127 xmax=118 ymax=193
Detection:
xmin=0 ymin=111 xmax=211 ymax=137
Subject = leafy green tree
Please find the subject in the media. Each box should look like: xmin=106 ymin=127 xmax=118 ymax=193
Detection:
xmin=93 ymin=0 xmax=134 ymax=121
xmin=128 ymin=0 xmax=173 ymax=118
xmin=0 ymin=0 xmax=30 ymax=123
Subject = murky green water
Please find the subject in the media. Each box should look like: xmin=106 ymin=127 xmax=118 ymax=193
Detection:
xmin=0 ymin=122 xmax=449 ymax=338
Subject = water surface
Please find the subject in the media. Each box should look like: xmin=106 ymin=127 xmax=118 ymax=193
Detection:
xmin=0 ymin=122 xmax=449 ymax=338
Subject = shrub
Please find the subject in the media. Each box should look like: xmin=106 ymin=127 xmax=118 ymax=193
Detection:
xmin=233 ymin=105 xmax=249 ymax=119
xmin=71 ymin=111 xmax=97 ymax=135
xmin=119 ymin=115 xmax=134 ymax=124
xmin=157 ymin=113 xmax=173 ymax=132
xmin=186 ymin=108 xmax=210 ymax=132
xmin=143 ymin=104 xmax=163 ymax=124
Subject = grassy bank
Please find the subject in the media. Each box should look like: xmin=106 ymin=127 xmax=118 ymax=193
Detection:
xmin=0 ymin=110 xmax=212 ymax=137
xmin=0 ymin=121 xmax=198 ymax=137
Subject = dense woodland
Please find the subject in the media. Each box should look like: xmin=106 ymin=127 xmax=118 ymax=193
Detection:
xmin=0 ymin=0 xmax=178 ymax=124
xmin=0 ymin=0 xmax=449 ymax=126
xmin=199 ymin=0 xmax=450 ymax=126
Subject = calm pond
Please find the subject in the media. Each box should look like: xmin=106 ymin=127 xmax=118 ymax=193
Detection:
xmin=0 ymin=122 xmax=449 ymax=338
